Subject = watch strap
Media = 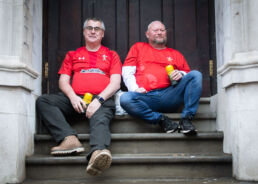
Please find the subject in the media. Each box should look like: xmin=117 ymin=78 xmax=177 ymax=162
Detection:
xmin=96 ymin=95 xmax=105 ymax=104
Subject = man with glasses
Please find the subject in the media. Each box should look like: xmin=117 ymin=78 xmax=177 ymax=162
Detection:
xmin=121 ymin=20 xmax=202 ymax=134
xmin=36 ymin=18 xmax=122 ymax=176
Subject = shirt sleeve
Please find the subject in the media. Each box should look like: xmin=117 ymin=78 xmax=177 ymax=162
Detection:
xmin=109 ymin=51 xmax=122 ymax=75
xmin=122 ymin=43 xmax=140 ymax=91
xmin=174 ymin=50 xmax=191 ymax=73
xmin=123 ymin=43 xmax=139 ymax=67
xmin=122 ymin=66 xmax=139 ymax=91
xmin=58 ymin=51 xmax=74 ymax=76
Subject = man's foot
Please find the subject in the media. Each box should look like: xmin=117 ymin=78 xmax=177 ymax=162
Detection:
xmin=159 ymin=115 xmax=179 ymax=133
xmin=86 ymin=149 xmax=112 ymax=176
xmin=179 ymin=117 xmax=197 ymax=134
xmin=50 ymin=135 xmax=85 ymax=156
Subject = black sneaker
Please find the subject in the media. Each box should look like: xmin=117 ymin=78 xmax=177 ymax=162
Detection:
xmin=159 ymin=115 xmax=179 ymax=133
xmin=179 ymin=117 xmax=197 ymax=134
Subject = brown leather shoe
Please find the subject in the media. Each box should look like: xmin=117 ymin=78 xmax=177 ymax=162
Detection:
xmin=50 ymin=135 xmax=85 ymax=156
xmin=86 ymin=149 xmax=112 ymax=176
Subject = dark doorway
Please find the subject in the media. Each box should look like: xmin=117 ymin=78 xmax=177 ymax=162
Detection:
xmin=42 ymin=0 xmax=216 ymax=96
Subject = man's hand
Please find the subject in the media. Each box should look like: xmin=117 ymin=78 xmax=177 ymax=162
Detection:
xmin=171 ymin=70 xmax=183 ymax=81
xmin=86 ymin=98 xmax=101 ymax=118
xmin=135 ymin=87 xmax=147 ymax=93
xmin=70 ymin=95 xmax=86 ymax=114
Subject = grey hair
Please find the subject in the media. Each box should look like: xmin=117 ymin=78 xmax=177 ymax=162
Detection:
xmin=83 ymin=17 xmax=105 ymax=30
xmin=147 ymin=20 xmax=165 ymax=31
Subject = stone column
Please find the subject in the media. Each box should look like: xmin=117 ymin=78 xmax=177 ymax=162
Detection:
xmin=0 ymin=0 xmax=42 ymax=183
xmin=216 ymin=0 xmax=258 ymax=181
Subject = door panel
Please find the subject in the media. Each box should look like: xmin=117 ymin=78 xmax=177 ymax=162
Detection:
xmin=43 ymin=0 xmax=216 ymax=96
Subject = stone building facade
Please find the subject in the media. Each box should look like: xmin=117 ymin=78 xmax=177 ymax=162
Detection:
xmin=0 ymin=0 xmax=257 ymax=183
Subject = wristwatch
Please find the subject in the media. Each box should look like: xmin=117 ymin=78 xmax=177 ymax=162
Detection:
xmin=96 ymin=95 xmax=105 ymax=104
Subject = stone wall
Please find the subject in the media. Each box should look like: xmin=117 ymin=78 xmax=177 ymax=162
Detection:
xmin=0 ymin=0 xmax=42 ymax=183
xmin=215 ymin=0 xmax=258 ymax=181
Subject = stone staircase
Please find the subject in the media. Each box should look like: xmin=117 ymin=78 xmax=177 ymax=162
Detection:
xmin=23 ymin=98 xmax=238 ymax=184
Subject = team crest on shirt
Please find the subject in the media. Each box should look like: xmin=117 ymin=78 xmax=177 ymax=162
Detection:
xmin=102 ymin=54 xmax=107 ymax=61
xmin=167 ymin=57 xmax=173 ymax=62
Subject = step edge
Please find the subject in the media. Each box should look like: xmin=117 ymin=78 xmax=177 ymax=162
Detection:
xmin=23 ymin=177 xmax=238 ymax=184
xmin=26 ymin=154 xmax=232 ymax=165
xmin=35 ymin=132 xmax=223 ymax=141
xmin=115 ymin=112 xmax=216 ymax=120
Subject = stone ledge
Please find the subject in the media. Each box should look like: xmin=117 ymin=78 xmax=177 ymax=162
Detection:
xmin=218 ymin=51 xmax=258 ymax=88
xmin=0 ymin=55 xmax=39 ymax=91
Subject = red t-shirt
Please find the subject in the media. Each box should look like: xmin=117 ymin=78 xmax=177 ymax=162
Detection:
xmin=123 ymin=42 xmax=190 ymax=91
xmin=58 ymin=46 xmax=122 ymax=95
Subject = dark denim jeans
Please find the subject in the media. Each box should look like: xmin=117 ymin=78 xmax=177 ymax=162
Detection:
xmin=120 ymin=70 xmax=202 ymax=124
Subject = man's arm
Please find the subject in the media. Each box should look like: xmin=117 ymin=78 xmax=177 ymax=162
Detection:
xmin=122 ymin=66 xmax=138 ymax=91
xmin=86 ymin=74 xmax=121 ymax=118
xmin=122 ymin=66 xmax=146 ymax=93
xmin=59 ymin=74 xmax=85 ymax=113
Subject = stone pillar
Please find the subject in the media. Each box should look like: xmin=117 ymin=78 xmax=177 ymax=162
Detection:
xmin=215 ymin=0 xmax=258 ymax=181
xmin=0 ymin=0 xmax=42 ymax=183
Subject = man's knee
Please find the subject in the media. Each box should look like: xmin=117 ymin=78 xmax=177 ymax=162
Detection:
xmin=120 ymin=92 xmax=134 ymax=108
xmin=36 ymin=95 xmax=48 ymax=109
xmin=189 ymin=70 xmax=202 ymax=80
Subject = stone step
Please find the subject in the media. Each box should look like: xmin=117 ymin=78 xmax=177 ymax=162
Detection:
xmin=26 ymin=153 xmax=232 ymax=180
xmin=34 ymin=132 xmax=223 ymax=155
xmin=23 ymin=177 xmax=249 ymax=184
xmin=38 ymin=112 xmax=216 ymax=134
xmin=38 ymin=97 xmax=216 ymax=134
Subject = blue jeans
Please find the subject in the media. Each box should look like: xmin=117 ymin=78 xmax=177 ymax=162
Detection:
xmin=120 ymin=70 xmax=202 ymax=124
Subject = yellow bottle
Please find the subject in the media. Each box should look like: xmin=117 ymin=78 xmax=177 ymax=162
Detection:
xmin=83 ymin=93 xmax=93 ymax=105
xmin=166 ymin=65 xmax=178 ymax=85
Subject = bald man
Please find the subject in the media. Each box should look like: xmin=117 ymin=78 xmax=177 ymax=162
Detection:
xmin=120 ymin=20 xmax=202 ymax=134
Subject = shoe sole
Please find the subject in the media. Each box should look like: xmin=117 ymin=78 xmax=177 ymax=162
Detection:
xmin=179 ymin=129 xmax=197 ymax=134
xmin=51 ymin=147 xmax=85 ymax=156
xmin=166 ymin=128 xmax=178 ymax=133
xmin=86 ymin=151 xmax=112 ymax=176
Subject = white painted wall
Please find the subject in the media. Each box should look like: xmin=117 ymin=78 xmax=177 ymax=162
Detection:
xmin=0 ymin=0 xmax=42 ymax=183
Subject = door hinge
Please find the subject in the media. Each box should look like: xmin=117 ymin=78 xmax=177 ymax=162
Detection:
xmin=44 ymin=62 xmax=48 ymax=79
xmin=209 ymin=60 xmax=213 ymax=77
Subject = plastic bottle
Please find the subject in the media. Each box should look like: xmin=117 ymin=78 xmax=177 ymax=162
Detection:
xmin=82 ymin=93 xmax=93 ymax=113
xmin=83 ymin=93 xmax=93 ymax=104
xmin=166 ymin=65 xmax=178 ymax=86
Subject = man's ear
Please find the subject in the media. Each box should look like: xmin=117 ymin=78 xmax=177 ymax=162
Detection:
xmin=145 ymin=31 xmax=149 ymax=39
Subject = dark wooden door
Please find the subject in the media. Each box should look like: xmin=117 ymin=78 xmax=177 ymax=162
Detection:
xmin=43 ymin=0 xmax=216 ymax=96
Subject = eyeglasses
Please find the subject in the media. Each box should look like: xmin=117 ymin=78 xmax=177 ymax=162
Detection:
xmin=152 ymin=29 xmax=166 ymax=33
xmin=85 ymin=26 xmax=103 ymax=32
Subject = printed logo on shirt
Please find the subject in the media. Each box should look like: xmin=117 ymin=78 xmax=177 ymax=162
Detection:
xmin=167 ymin=57 xmax=173 ymax=62
xmin=102 ymin=54 xmax=107 ymax=61
xmin=80 ymin=68 xmax=105 ymax=75
xmin=78 ymin=56 xmax=85 ymax=61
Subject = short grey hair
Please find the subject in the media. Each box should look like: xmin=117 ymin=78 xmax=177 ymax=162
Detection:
xmin=147 ymin=20 xmax=165 ymax=31
xmin=83 ymin=17 xmax=105 ymax=30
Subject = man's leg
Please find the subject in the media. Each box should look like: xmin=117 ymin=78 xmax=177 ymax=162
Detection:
xmin=158 ymin=70 xmax=202 ymax=134
xmin=159 ymin=70 xmax=202 ymax=117
xmin=86 ymin=98 xmax=115 ymax=176
xmin=179 ymin=70 xmax=202 ymax=134
xmin=181 ymin=70 xmax=202 ymax=118
xmin=120 ymin=92 xmax=161 ymax=123
xmin=36 ymin=93 xmax=84 ymax=155
xmin=120 ymin=92 xmax=178 ymax=133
